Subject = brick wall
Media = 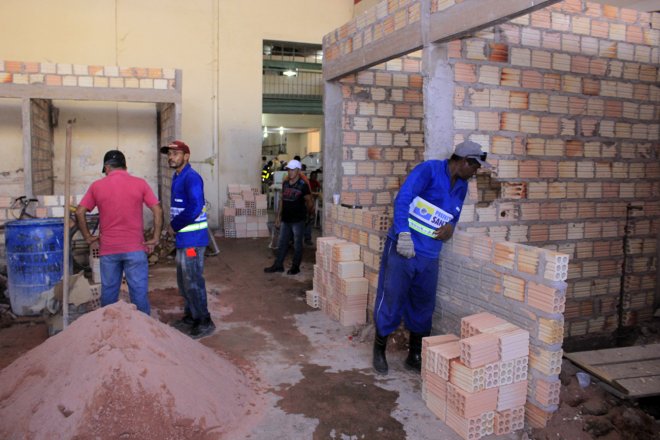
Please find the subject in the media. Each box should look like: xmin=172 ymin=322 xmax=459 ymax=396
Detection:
xmin=30 ymin=99 xmax=54 ymax=195
xmin=325 ymin=53 xmax=424 ymax=306
xmin=0 ymin=61 xmax=178 ymax=90
xmin=448 ymin=1 xmax=659 ymax=338
xmin=435 ymin=230 xmax=568 ymax=427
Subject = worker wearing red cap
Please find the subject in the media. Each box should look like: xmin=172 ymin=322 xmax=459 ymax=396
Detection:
xmin=161 ymin=140 xmax=215 ymax=339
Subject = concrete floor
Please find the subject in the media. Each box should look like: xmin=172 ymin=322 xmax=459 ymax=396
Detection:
xmin=147 ymin=236 xmax=517 ymax=440
xmin=0 ymin=234 xmax=520 ymax=439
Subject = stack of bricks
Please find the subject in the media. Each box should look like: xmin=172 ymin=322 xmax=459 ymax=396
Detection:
xmin=435 ymin=230 xmax=566 ymax=427
xmin=309 ymin=236 xmax=369 ymax=326
xmin=421 ymin=312 xmax=529 ymax=439
xmin=323 ymin=205 xmax=392 ymax=311
xmin=222 ymin=184 xmax=268 ymax=238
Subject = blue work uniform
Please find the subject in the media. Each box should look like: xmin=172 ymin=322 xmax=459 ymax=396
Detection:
xmin=170 ymin=164 xmax=208 ymax=248
xmin=169 ymin=163 xmax=210 ymax=321
xmin=374 ymin=160 xmax=468 ymax=336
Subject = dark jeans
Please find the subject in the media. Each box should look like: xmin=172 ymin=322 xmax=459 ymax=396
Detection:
xmin=176 ymin=247 xmax=210 ymax=321
xmin=100 ymin=251 xmax=150 ymax=315
xmin=275 ymin=220 xmax=304 ymax=268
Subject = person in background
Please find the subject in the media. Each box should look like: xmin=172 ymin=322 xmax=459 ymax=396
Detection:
xmin=309 ymin=171 xmax=322 ymax=194
xmin=372 ymin=140 xmax=490 ymax=375
xmin=264 ymin=159 xmax=313 ymax=275
xmin=304 ymin=171 xmax=323 ymax=245
xmin=160 ymin=140 xmax=215 ymax=339
xmin=261 ymin=160 xmax=273 ymax=194
xmin=76 ymin=150 xmax=162 ymax=315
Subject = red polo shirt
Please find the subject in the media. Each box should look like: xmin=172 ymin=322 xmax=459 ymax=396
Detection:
xmin=79 ymin=170 xmax=160 ymax=256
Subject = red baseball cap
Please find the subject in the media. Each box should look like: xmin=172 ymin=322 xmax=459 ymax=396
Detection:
xmin=160 ymin=140 xmax=190 ymax=155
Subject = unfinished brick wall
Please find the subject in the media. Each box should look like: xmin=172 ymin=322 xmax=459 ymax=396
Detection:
xmin=447 ymin=2 xmax=660 ymax=337
xmin=435 ymin=230 xmax=568 ymax=427
xmin=324 ymin=53 xmax=424 ymax=306
xmin=30 ymin=99 xmax=54 ymax=195
xmin=0 ymin=61 xmax=177 ymax=90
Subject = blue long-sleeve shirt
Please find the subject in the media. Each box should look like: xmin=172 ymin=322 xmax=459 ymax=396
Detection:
xmin=388 ymin=160 xmax=468 ymax=258
xmin=170 ymin=163 xmax=209 ymax=248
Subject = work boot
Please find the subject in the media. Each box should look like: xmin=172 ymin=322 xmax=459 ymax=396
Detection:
xmin=287 ymin=266 xmax=300 ymax=275
xmin=373 ymin=333 xmax=389 ymax=375
xmin=264 ymin=264 xmax=284 ymax=273
xmin=190 ymin=317 xmax=216 ymax=339
xmin=171 ymin=312 xmax=195 ymax=332
xmin=404 ymin=331 xmax=427 ymax=372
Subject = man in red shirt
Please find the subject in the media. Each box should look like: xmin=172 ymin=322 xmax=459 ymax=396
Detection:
xmin=76 ymin=150 xmax=162 ymax=315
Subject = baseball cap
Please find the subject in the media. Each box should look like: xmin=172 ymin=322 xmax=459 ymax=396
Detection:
xmin=454 ymin=140 xmax=491 ymax=169
xmin=160 ymin=140 xmax=190 ymax=155
xmin=102 ymin=150 xmax=126 ymax=173
xmin=286 ymin=159 xmax=302 ymax=170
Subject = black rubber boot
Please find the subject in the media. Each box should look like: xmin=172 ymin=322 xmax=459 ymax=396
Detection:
xmin=404 ymin=331 xmax=427 ymax=372
xmin=171 ymin=311 xmax=194 ymax=332
xmin=373 ymin=333 xmax=389 ymax=375
xmin=264 ymin=264 xmax=284 ymax=273
xmin=190 ymin=317 xmax=216 ymax=339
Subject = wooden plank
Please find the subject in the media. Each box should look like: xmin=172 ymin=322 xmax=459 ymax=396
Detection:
xmin=565 ymin=344 xmax=660 ymax=366
xmin=596 ymin=359 xmax=660 ymax=381
xmin=565 ymin=344 xmax=660 ymax=398
xmin=615 ymin=376 xmax=660 ymax=398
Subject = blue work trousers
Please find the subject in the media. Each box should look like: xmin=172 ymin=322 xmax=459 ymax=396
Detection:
xmin=100 ymin=251 xmax=150 ymax=315
xmin=373 ymin=237 xmax=439 ymax=337
xmin=275 ymin=221 xmax=304 ymax=268
xmin=176 ymin=247 xmax=210 ymax=321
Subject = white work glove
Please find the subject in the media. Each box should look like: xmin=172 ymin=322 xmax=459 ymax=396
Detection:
xmin=396 ymin=232 xmax=415 ymax=258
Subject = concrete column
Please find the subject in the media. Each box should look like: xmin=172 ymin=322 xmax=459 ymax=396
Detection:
xmin=422 ymin=42 xmax=455 ymax=161
xmin=322 ymin=79 xmax=344 ymax=231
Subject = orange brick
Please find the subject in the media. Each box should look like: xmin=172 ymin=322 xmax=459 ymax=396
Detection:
xmin=45 ymin=75 xmax=62 ymax=86
xmin=591 ymin=20 xmax=609 ymax=39
xmin=454 ymin=62 xmax=476 ymax=82
xmin=522 ymin=70 xmax=543 ymax=89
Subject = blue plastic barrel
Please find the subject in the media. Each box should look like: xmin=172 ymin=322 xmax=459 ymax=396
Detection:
xmin=5 ymin=218 xmax=64 ymax=316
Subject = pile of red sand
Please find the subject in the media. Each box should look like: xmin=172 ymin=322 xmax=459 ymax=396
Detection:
xmin=0 ymin=301 xmax=262 ymax=439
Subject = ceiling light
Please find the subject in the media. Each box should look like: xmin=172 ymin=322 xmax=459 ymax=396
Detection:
xmin=279 ymin=126 xmax=285 ymax=136
xmin=282 ymin=69 xmax=297 ymax=77
xmin=263 ymin=126 xmax=268 ymax=138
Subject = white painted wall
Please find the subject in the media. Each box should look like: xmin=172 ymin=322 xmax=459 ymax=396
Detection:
xmin=0 ymin=0 xmax=354 ymax=226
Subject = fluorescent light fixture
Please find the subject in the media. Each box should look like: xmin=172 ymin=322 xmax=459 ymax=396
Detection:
xmin=282 ymin=69 xmax=297 ymax=77
xmin=279 ymin=126 xmax=285 ymax=136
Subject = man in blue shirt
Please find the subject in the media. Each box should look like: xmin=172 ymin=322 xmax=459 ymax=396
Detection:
xmin=160 ymin=140 xmax=215 ymax=339
xmin=372 ymin=141 xmax=490 ymax=375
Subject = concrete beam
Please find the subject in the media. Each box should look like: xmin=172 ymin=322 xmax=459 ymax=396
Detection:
xmin=0 ymin=83 xmax=181 ymax=104
xmin=323 ymin=0 xmax=561 ymax=81
xmin=428 ymin=0 xmax=561 ymax=44
xmin=323 ymin=24 xmax=422 ymax=81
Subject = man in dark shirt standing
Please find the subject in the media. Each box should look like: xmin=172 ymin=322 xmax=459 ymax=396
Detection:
xmin=264 ymin=159 xmax=313 ymax=275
